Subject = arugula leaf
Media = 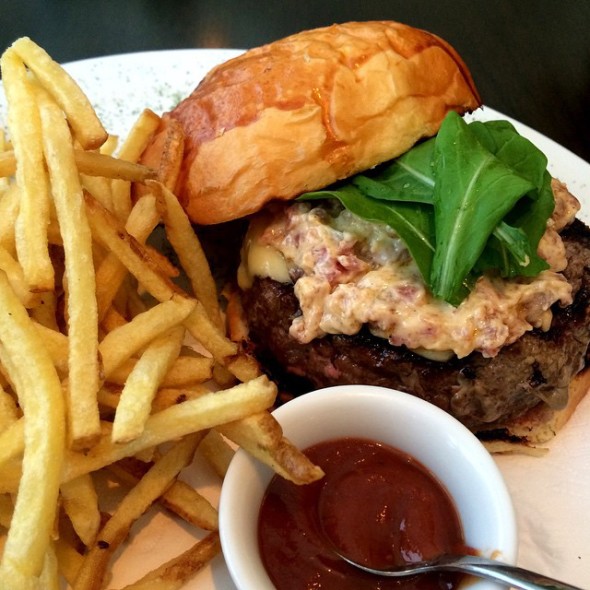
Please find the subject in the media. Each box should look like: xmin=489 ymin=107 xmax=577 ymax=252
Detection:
xmin=352 ymin=138 xmax=436 ymax=204
xmin=476 ymin=222 xmax=549 ymax=278
xmin=298 ymin=111 xmax=554 ymax=305
xmin=301 ymin=185 xmax=436 ymax=280
xmin=468 ymin=119 xmax=554 ymax=277
xmin=429 ymin=112 xmax=535 ymax=303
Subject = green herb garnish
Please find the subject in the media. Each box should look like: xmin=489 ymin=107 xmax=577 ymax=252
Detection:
xmin=300 ymin=111 xmax=553 ymax=305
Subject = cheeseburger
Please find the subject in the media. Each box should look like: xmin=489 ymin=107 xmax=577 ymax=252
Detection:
xmin=142 ymin=21 xmax=590 ymax=447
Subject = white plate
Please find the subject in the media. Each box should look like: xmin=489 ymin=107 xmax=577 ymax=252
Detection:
xmin=1 ymin=49 xmax=590 ymax=589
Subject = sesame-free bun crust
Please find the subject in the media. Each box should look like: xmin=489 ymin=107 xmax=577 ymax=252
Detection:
xmin=145 ymin=21 xmax=481 ymax=224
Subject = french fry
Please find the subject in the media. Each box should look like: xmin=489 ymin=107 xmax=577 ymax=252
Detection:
xmin=218 ymin=411 xmax=325 ymax=485
xmin=77 ymin=150 xmax=156 ymax=182
xmin=108 ymin=354 xmax=214 ymax=388
xmin=99 ymin=133 xmax=119 ymax=156
xmin=125 ymin=193 xmax=161 ymax=240
xmin=60 ymin=474 xmax=101 ymax=547
xmin=143 ymin=241 xmax=181 ymax=279
xmin=111 ymin=109 xmax=161 ymax=220
xmin=72 ymin=434 xmax=202 ymax=590
xmin=82 ymin=173 xmax=115 ymax=212
xmin=0 ymin=151 xmax=13 ymax=178
xmin=0 ymin=244 xmax=37 ymax=307
xmin=86 ymin=193 xmax=239 ymax=362
xmin=109 ymin=457 xmax=218 ymax=531
xmin=224 ymin=352 xmax=261 ymax=383
xmin=118 ymin=531 xmax=221 ymax=590
xmin=95 ymin=193 xmax=160 ymax=320
xmin=0 ymin=270 xmax=65 ymax=588
xmin=183 ymin=302 xmax=238 ymax=365
xmin=0 ymin=418 xmax=24 ymax=469
xmin=198 ymin=429 xmax=236 ymax=479
xmin=1 ymin=48 xmax=54 ymax=293
xmin=10 ymin=37 xmax=107 ymax=150
xmin=63 ymin=375 xmax=277 ymax=482
xmin=224 ymin=282 xmax=250 ymax=344
xmin=85 ymin=191 xmax=181 ymax=302
xmin=39 ymin=541 xmax=60 ymax=590
xmin=112 ymin=325 xmax=185 ymax=443
xmin=0 ymin=130 xmax=11 ymax=191
xmin=96 ymin=385 xmax=121 ymax=415
xmin=36 ymin=85 xmax=101 ymax=449
xmin=0 ymin=149 xmax=156 ymax=183
xmin=33 ymin=322 xmax=69 ymax=375
xmin=0 ymin=184 xmax=19 ymax=254
xmin=0 ymin=463 xmax=20 ymax=495
xmin=159 ymin=355 xmax=214 ymax=387
xmin=150 ymin=384 xmax=211 ymax=413
xmin=99 ymin=294 xmax=196 ymax=379
xmin=100 ymin=305 xmax=129 ymax=332
xmin=150 ymin=179 xmax=221 ymax=327
xmin=0 ymin=386 xmax=19 ymax=434
xmin=54 ymin=536 xmax=84 ymax=587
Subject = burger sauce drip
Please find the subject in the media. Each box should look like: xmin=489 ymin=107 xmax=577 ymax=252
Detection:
xmin=258 ymin=437 xmax=467 ymax=590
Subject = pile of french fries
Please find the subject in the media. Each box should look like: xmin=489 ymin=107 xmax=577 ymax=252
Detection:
xmin=0 ymin=37 xmax=323 ymax=590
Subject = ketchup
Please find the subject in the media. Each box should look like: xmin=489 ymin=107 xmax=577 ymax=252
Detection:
xmin=258 ymin=437 xmax=467 ymax=590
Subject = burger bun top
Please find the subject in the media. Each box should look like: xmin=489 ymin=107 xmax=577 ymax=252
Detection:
xmin=142 ymin=21 xmax=482 ymax=224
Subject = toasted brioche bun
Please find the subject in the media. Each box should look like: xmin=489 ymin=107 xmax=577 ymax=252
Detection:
xmin=142 ymin=20 xmax=481 ymax=224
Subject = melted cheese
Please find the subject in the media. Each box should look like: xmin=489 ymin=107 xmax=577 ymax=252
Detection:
xmin=238 ymin=214 xmax=291 ymax=289
xmin=240 ymin=195 xmax=577 ymax=359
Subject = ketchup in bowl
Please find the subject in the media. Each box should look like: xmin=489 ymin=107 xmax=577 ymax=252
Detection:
xmin=258 ymin=437 xmax=468 ymax=590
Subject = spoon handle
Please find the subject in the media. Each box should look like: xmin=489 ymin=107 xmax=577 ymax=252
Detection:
xmin=455 ymin=556 xmax=585 ymax=590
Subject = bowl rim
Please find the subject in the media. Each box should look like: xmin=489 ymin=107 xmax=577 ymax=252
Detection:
xmin=219 ymin=384 xmax=518 ymax=590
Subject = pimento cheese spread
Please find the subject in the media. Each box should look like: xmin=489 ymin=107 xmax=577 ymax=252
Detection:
xmin=239 ymin=181 xmax=579 ymax=359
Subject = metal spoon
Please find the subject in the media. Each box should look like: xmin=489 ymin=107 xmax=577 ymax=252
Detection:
xmin=337 ymin=552 xmax=586 ymax=590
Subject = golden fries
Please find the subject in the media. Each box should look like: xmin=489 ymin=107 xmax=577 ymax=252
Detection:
xmin=0 ymin=271 xmax=65 ymax=588
xmin=60 ymin=474 xmax=101 ymax=548
xmin=37 ymin=84 xmax=102 ymax=448
xmin=64 ymin=375 xmax=278 ymax=481
xmin=108 ymin=456 xmax=219 ymax=531
xmin=99 ymin=294 xmax=196 ymax=378
xmin=73 ymin=435 xmax=203 ymax=590
xmin=1 ymin=149 xmax=156 ymax=182
xmin=0 ymin=36 xmax=323 ymax=589
xmin=198 ymin=429 xmax=236 ymax=479
xmin=0 ymin=48 xmax=54 ymax=293
xmin=150 ymin=179 xmax=222 ymax=327
xmin=112 ymin=325 xmax=184 ymax=443
xmin=219 ymin=412 xmax=325 ymax=485
xmin=111 ymin=109 xmax=161 ymax=220
xmin=10 ymin=36 xmax=107 ymax=150
xmin=119 ymin=531 xmax=221 ymax=590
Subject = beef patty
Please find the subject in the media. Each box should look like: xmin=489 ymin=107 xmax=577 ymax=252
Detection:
xmin=241 ymin=219 xmax=590 ymax=433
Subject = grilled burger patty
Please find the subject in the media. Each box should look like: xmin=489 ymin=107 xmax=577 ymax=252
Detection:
xmin=241 ymin=219 xmax=590 ymax=434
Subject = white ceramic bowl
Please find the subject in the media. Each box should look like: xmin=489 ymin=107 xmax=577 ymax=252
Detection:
xmin=219 ymin=385 xmax=518 ymax=590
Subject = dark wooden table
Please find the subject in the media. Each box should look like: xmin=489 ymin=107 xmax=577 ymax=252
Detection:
xmin=1 ymin=0 xmax=588 ymax=163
